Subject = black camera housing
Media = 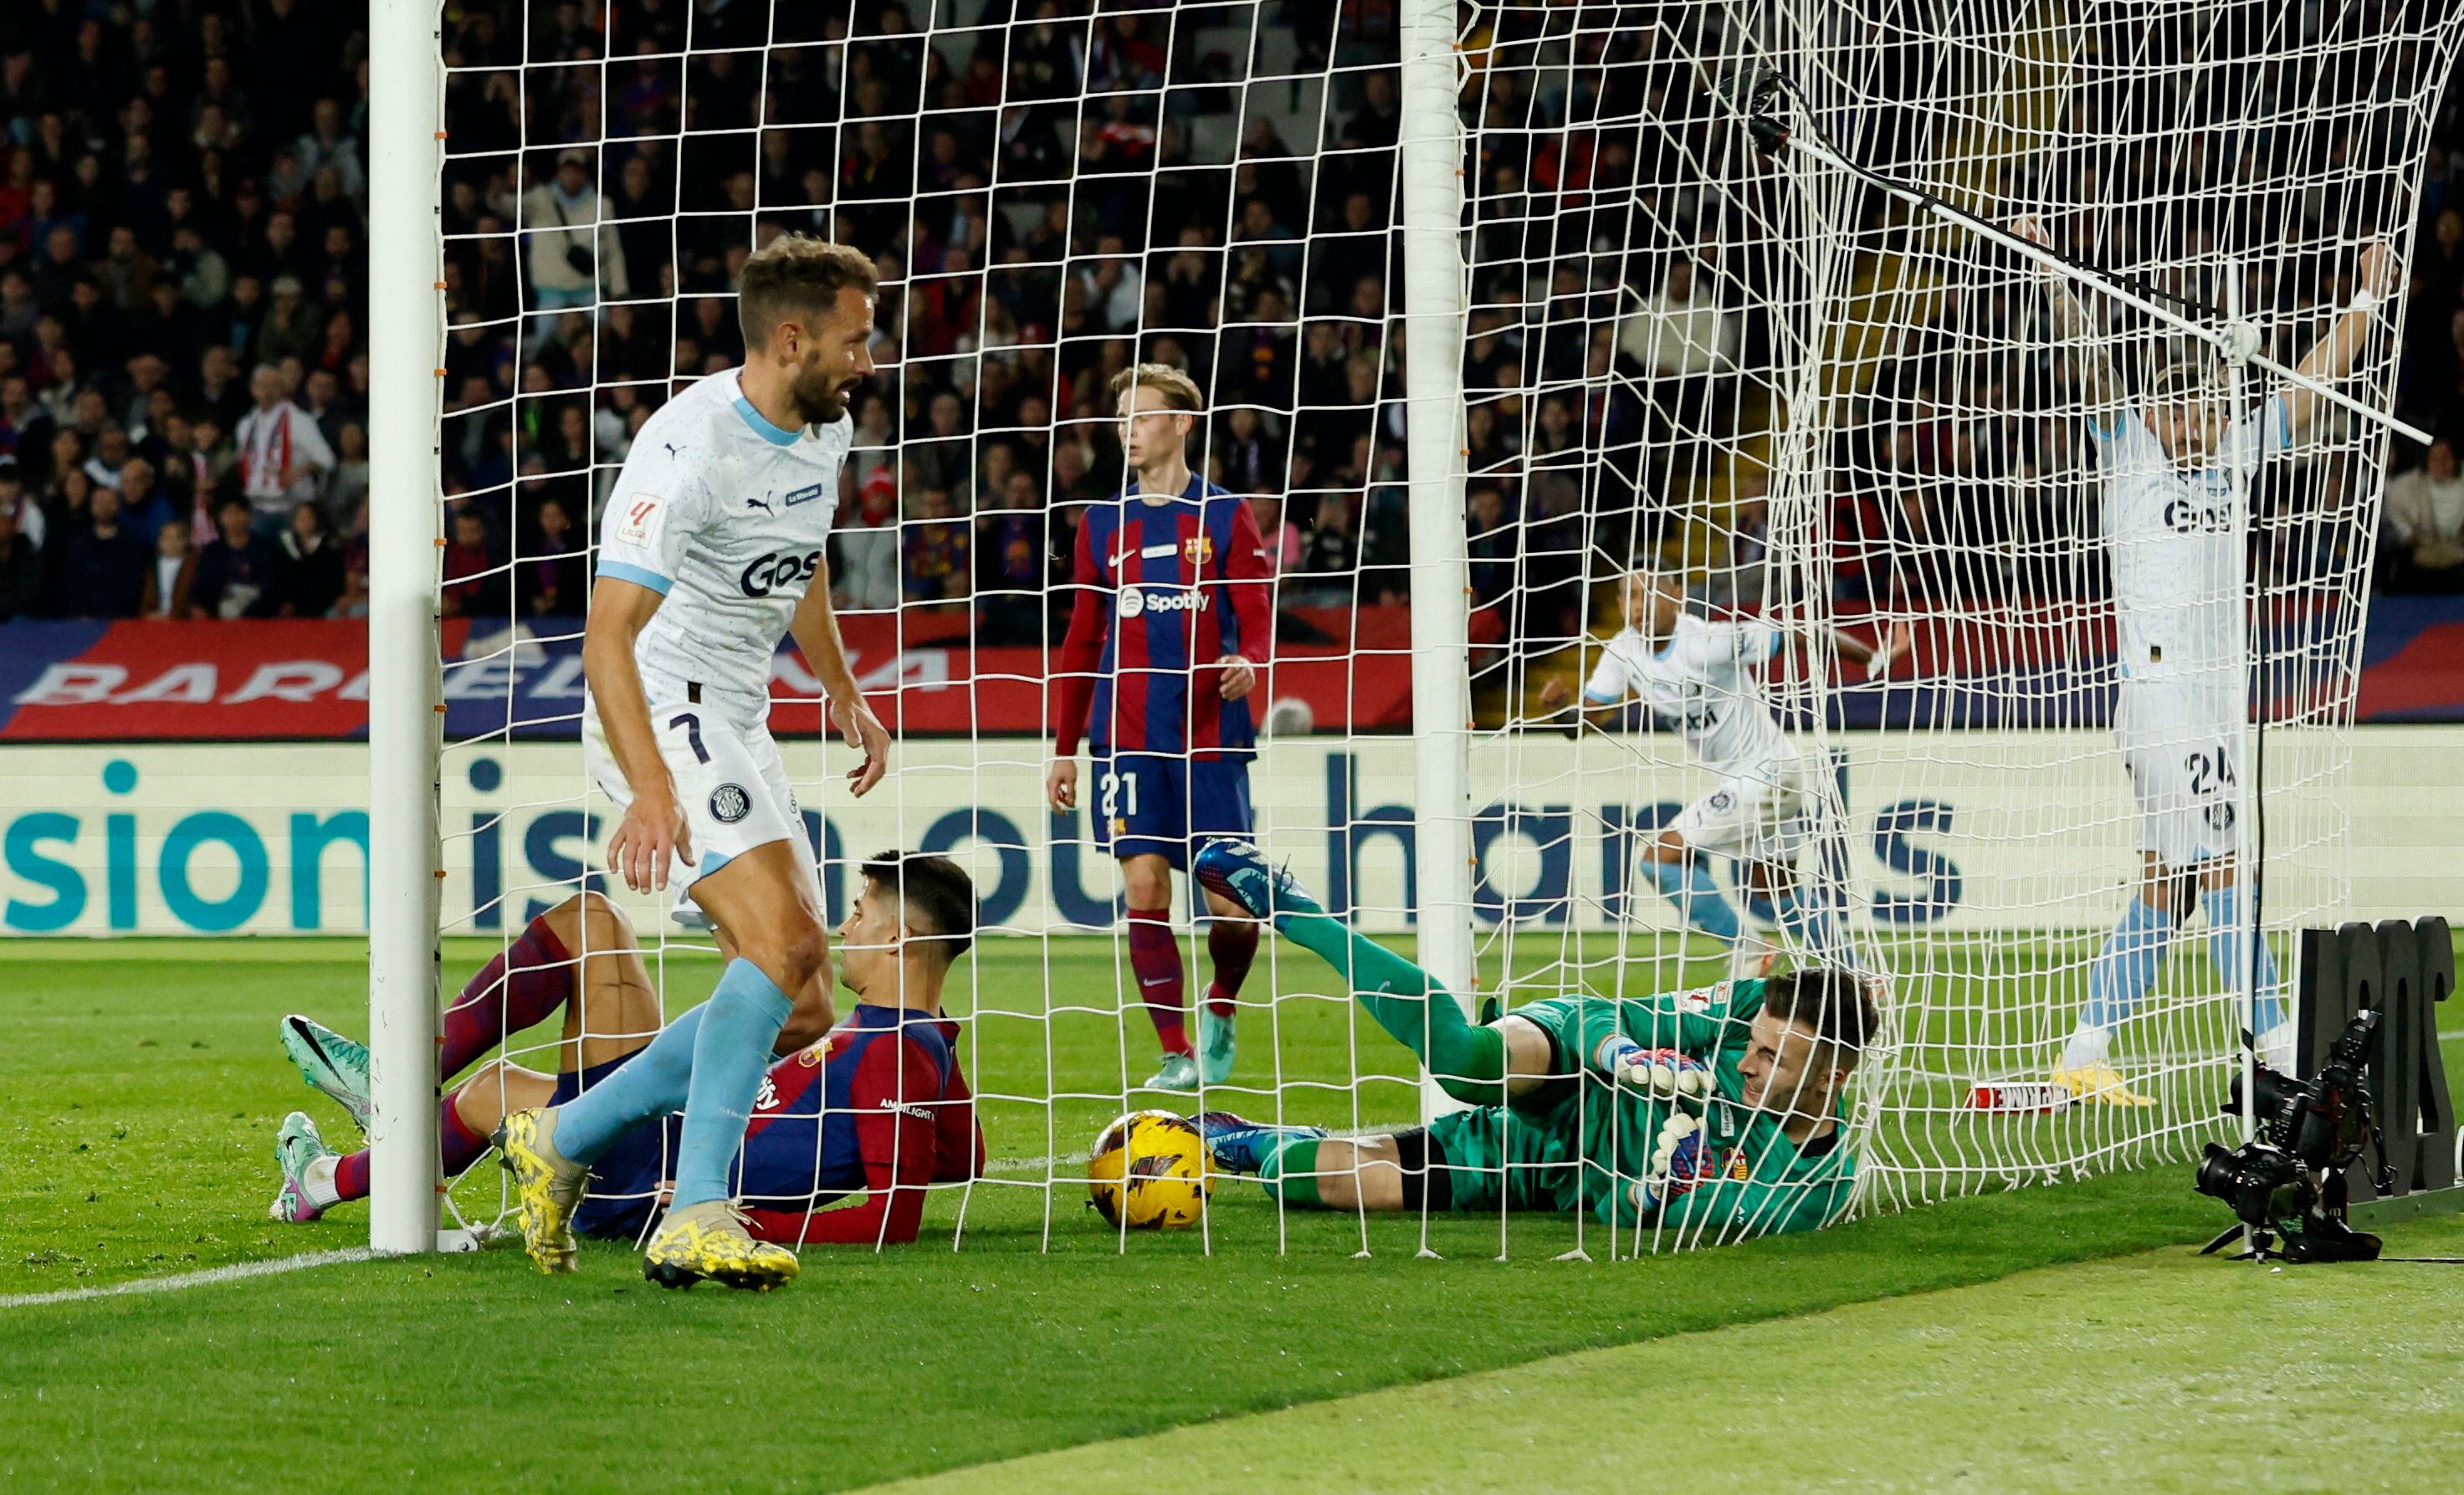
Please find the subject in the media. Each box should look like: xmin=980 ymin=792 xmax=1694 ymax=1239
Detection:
xmin=2194 ymin=1012 xmax=2387 ymax=1262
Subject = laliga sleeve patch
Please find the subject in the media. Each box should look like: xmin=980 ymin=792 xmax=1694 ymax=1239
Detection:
xmin=615 ymin=493 xmax=666 ymax=549
xmin=709 ymin=784 xmax=751 ymax=823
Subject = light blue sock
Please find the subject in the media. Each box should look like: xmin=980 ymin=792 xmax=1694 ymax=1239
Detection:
xmin=1647 ymin=860 xmax=1740 ymax=941
xmin=551 ymin=1004 xmax=704 ymax=1164
xmin=2200 ymin=885 xmax=2286 ymax=1033
xmin=2082 ymin=897 xmax=2175 ymax=1032
xmin=669 ymin=959 xmax=797 ymax=1211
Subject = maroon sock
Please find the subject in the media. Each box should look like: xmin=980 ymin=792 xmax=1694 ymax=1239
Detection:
xmin=1205 ymin=920 xmax=1258 ymax=1017
xmin=329 ymin=1084 xmax=491 ymax=1204
xmin=438 ymin=914 xmax=575 ymax=1078
xmin=1126 ymin=908 xmax=1190 ymax=1056
xmin=334 ymin=1148 xmax=370 ymax=1202
xmin=439 ymin=1082 xmax=492 ymax=1176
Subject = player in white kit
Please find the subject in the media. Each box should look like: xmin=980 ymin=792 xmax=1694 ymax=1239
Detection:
xmin=2015 ymin=217 xmax=2399 ymax=1104
xmin=498 ymin=235 xmax=893 ymax=1289
xmin=1544 ymin=571 xmax=1904 ymax=975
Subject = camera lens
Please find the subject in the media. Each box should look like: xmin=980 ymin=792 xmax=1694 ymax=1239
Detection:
xmin=2195 ymin=1142 xmax=2244 ymax=1202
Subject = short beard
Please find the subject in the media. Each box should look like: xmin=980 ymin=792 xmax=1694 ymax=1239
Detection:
xmin=791 ymin=366 xmax=850 ymax=427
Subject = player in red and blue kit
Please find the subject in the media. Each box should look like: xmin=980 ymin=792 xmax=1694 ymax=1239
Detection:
xmin=269 ymin=853 xmax=982 ymax=1256
xmin=1047 ymin=363 xmax=1275 ymax=1093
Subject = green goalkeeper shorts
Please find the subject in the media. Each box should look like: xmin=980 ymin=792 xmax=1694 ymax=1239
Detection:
xmin=1424 ymin=995 xmax=1671 ymax=1216
xmin=1422 ymin=1101 xmax=1582 ymax=1214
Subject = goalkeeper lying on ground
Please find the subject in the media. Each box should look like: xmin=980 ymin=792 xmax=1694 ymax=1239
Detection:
xmin=269 ymin=852 xmax=981 ymax=1257
xmin=1190 ymin=841 xmax=1877 ymax=1240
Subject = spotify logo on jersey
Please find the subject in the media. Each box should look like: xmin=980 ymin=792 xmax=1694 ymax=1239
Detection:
xmin=1117 ymin=587 xmax=1208 ymax=617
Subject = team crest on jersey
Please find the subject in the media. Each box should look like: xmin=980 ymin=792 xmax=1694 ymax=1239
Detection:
xmin=1721 ymin=1146 xmax=1751 ymax=1180
xmin=1182 ymin=535 xmax=1213 ymax=566
xmin=710 ymin=784 xmax=751 ymax=823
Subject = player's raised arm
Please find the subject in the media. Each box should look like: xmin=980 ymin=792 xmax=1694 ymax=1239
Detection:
xmin=2010 ymin=215 xmax=2127 ymax=422
xmin=2280 ymin=240 xmax=2400 ymax=442
xmin=787 ymin=564 xmax=890 ymax=797
xmin=587 ymin=570 xmax=691 ymax=894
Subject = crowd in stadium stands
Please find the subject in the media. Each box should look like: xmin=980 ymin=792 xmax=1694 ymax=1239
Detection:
xmin=2 ymin=1 xmax=2461 ymax=644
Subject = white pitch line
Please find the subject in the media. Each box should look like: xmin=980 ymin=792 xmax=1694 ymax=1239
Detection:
xmin=0 ymin=1247 xmax=374 ymax=1310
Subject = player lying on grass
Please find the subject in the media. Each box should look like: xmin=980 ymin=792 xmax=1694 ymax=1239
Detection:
xmin=2012 ymin=217 xmax=2396 ymax=1103
xmin=1539 ymin=569 xmax=1906 ymax=978
xmin=1188 ymin=841 xmax=1877 ymax=1239
xmin=270 ymin=853 xmax=981 ymax=1259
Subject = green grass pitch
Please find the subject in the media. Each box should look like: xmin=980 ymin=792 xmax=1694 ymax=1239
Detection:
xmin=3 ymin=934 xmax=2461 ymax=1492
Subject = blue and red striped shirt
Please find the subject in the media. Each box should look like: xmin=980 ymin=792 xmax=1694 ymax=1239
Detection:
xmin=734 ymin=1001 xmax=983 ymax=1247
xmin=1053 ymin=476 xmax=1273 ymax=760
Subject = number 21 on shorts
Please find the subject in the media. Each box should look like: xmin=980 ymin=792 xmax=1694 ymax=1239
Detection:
xmin=1099 ymin=768 xmax=1139 ymax=818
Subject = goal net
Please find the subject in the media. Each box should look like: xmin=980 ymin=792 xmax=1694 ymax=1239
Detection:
xmin=386 ymin=0 xmax=2461 ymax=1258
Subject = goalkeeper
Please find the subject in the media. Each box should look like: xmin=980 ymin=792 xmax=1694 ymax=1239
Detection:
xmin=1189 ymin=841 xmax=1877 ymax=1238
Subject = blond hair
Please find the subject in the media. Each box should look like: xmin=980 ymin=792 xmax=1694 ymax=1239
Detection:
xmin=738 ymin=233 xmax=879 ymax=351
xmin=1107 ymin=361 xmax=1204 ymax=412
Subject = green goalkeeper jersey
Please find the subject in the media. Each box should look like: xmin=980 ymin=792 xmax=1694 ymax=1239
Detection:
xmin=1482 ymin=976 xmax=1857 ymax=1239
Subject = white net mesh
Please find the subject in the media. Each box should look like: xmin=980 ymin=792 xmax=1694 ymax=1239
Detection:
xmin=417 ymin=0 xmax=2461 ymax=1257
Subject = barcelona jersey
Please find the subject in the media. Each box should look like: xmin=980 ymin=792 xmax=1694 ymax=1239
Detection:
xmin=1053 ymin=477 xmax=1274 ymax=760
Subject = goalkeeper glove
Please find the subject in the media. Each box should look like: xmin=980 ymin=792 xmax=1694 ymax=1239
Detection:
xmin=1592 ymin=1035 xmax=1712 ymax=1101
xmin=1630 ymin=1112 xmax=1718 ymax=1216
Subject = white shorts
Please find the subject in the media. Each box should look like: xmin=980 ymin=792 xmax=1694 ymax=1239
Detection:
xmin=582 ymin=699 xmax=822 ymax=907
xmin=1670 ymin=760 xmax=1809 ymax=865
xmin=2115 ymin=678 xmax=2241 ymax=868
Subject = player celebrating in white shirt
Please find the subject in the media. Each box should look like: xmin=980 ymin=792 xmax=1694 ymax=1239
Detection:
xmin=1543 ymin=571 xmax=1903 ymax=975
xmin=2015 ymin=217 xmax=2399 ymax=1104
xmin=498 ymin=234 xmax=892 ymax=1290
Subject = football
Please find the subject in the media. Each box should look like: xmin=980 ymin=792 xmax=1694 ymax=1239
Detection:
xmin=1086 ymin=1110 xmax=1213 ymax=1230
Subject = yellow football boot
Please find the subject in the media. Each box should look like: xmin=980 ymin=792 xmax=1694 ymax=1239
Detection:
xmin=642 ymin=1200 xmax=801 ymax=1292
xmin=494 ymin=1108 xmax=587 ymax=1273
xmin=2052 ymin=1062 xmax=2156 ymax=1108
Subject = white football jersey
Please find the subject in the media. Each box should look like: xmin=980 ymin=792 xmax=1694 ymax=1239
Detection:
xmin=2095 ymin=396 xmax=2287 ymax=683
xmin=1582 ymin=613 xmax=1792 ymax=782
xmin=594 ymin=369 xmax=852 ymax=727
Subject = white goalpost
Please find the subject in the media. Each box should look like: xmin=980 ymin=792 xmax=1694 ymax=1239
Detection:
xmin=365 ymin=0 xmax=2462 ymax=1258
xmin=366 ymin=0 xmax=445 ymax=1258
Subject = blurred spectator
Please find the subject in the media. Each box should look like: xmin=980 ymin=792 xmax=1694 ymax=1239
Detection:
xmin=0 ymin=454 xmax=42 ymax=553
xmin=976 ymin=469 xmax=1049 ymax=644
xmin=116 ymin=458 xmax=172 ymax=545
xmin=520 ymin=494 xmax=586 ymax=617
xmin=2385 ymin=438 xmax=2464 ymax=594
xmin=526 ymin=149 xmax=628 ymax=312
xmin=903 ymin=489 xmax=970 ymax=607
xmin=1249 ymin=493 xmax=1303 ymax=575
xmin=439 ymin=504 xmax=505 ymax=619
xmin=0 ymin=495 xmax=38 ymax=619
xmin=142 ymin=519 xmax=197 ymax=619
xmin=1466 ymin=484 xmax=1518 ymax=609
xmin=1616 ymin=259 xmax=1740 ymax=483
xmin=328 ymin=420 xmax=370 ymax=515
xmin=279 ymin=500 xmax=346 ymax=617
xmin=53 ymin=484 xmax=149 ymax=619
xmin=192 ymin=497 xmax=287 ymax=620
xmin=1293 ymin=490 xmax=1360 ymax=604
xmin=336 ymin=499 xmax=371 ymax=618
xmin=835 ymin=466 xmax=904 ymax=614
xmin=236 ymin=365 xmax=336 ymax=535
